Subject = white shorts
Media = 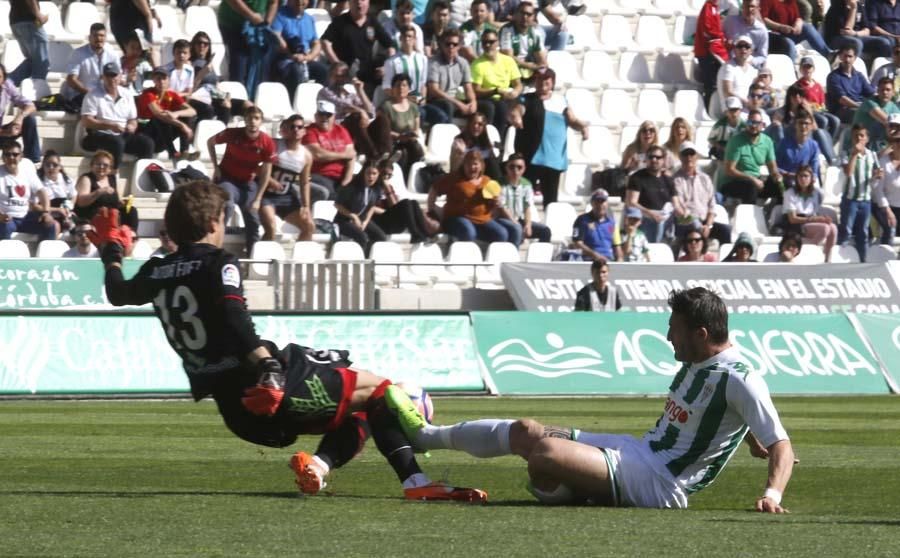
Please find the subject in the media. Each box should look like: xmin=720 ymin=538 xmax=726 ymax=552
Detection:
xmin=575 ymin=432 xmax=688 ymax=509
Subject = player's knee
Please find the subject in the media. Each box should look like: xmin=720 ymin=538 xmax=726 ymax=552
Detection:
xmin=527 ymin=437 xmax=561 ymax=475
xmin=509 ymin=418 xmax=546 ymax=459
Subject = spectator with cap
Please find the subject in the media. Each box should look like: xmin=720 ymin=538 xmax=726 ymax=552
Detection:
xmin=723 ymin=231 xmax=758 ymax=261
xmin=794 ymin=56 xmax=842 ymax=139
xmin=461 ymin=0 xmax=499 ymax=62
xmin=673 ymin=141 xmax=733 ymax=248
xmin=137 ymin=66 xmax=198 ymax=160
xmin=425 ymin=28 xmax=478 ymax=126
xmin=573 ymin=260 xmax=622 ymax=311
xmin=760 ymin=0 xmax=833 ymax=61
xmin=826 ymin=44 xmax=875 ymax=123
xmin=497 ymin=152 xmax=551 ymax=243
xmin=7 ymin=0 xmax=50 ymax=86
xmin=824 ymin=0 xmax=892 ymax=59
xmin=716 ymin=35 xmax=759 ymax=114
xmin=745 ymin=82 xmax=773 ymax=127
xmin=625 ymin=145 xmax=680 ymax=244
xmin=718 ymin=108 xmax=784 ymax=205
xmin=0 ymin=63 xmax=41 ymax=163
xmin=709 ymin=96 xmax=747 ymax=160
xmin=566 ymin=188 xmax=622 ymax=262
xmin=61 ymin=23 xmax=119 ymax=110
xmin=620 ymin=206 xmax=650 ymax=262
xmin=317 ymin=62 xmax=379 ymax=160
xmin=499 ymin=1 xmax=547 ymax=83
xmin=321 ymin=0 xmax=394 ymax=97
xmin=63 ymin=223 xmax=100 ymax=258
xmin=866 ymin=0 xmax=900 ymax=46
xmin=271 ymin=0 xmax=328 ymax=98
xmin=80 ymin=62 xmax=154 ymax=169
xmin=853 ymin=75 xmax=900 ymax=152
xmin=302 ymin=100 xmax=357 ymax=200
xmin=471 ymin=28 xmax=522 ymax=141
xmin=696 ymin=0 xmax=730 ymax=109
xmin=724 ymin=0 xmax=769 ymax=69
xmin=207 ymin=105 xmax=276 ymax=255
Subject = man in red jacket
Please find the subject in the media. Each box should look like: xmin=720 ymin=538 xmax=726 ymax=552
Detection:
xmin=695 ymin=0 xmax=730 ymax=110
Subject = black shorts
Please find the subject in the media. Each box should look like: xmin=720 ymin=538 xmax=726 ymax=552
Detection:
xmin=261 ymin=192 xmax=302 ymax=219
xmin=211 ymin=343 xmax=356 ymax=448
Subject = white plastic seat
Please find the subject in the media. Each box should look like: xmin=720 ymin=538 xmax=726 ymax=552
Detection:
xmin=732 ymin=204 xmax=768 ymax=241
xmin=36 ymin=240 xmax=69 ymax=258
xmin=830 ymin=245 xmax=861 ymax=264
xmin=871 ymin=56 xmax=891 ymax=81
xmin=547 ymin=50 xmax=581 ymax=88
xmin=634 ymin=15 xmax=691 ymax=54
xmin=564 ymin=88 xmax=602 ymax=125
xmin=486 ymin=124 xmax=502 ymax=158
xmin=544 ymin=202 xmax=578 ymax=242
xmin=64 ymin=2 xmax=101 ymax=39
xmin=194 ymin=119 xmax=226 ymax=161
xmin=579 ymin=126 xmax=620 ymax=167
xmin=294 ymin=82 xmax=324 ymax=121
xmin=371 ymin=241 xmax=429 ymax=286
xmin=718 ymin=243 xmax=734 ymax=261
xmin=0 ymin=239 xmax=30 ymax=258
xmin=312 ymin=200 xmax=337 ymax=221
xmin=566 ymin=15 xmax=602 ymax=52
xmin=408 ymin=242 xmax=463 ymax=284
xmin=765 ymin=54 xmax=797 ymax=90
xmin=823 ymin=166 xmax=844 ymax=206
xmin=446 ymin=241 xmax=483 ymax=284
xmin=652 ymin=0 xmax=693 ymax=16
xmin=185 ymin=6 xmax=222 ymax=43
xmin=804 ymin=52 xmax=830 ymax=85
xmin=477 ymin=241 xmax=520 ymax=284
xmin=526 ymin=241 xmax=555 ymax=262
xmin=218 ymin=81 xmax=249 ymax=101
xmin=254 ymin=82 xmax=294 ymax=121
xmin=866 ymin=244 xmax=897 ymax=263
xmin=153 ymin=5 xmax=185 ymax=42
xmin=425 ymin=123 xmax=460 ymax=166
xmin=795 ymin=244 xmax=826 ymax=264
xmin=132 ymin=158 xmax=170 ymax=198
xmin=291 ymin=240 xmax=326 ymax=262
xmin=20 ymin=78 xmax=51 ymax=102
xmin=48 ymin=42 xmax=74 ymax=74
xmin=249 ymin=240 xmax=286 ymax=279
xmin=560 ymin=163 xmax=591 ymax=201
xmin=618 ymin=51 xmax=659 ymax=89
xmin=39 ymin=2 xmax=78 ymax=42
xmin=599 ymin=88 xmax=640 ymax=126
xmin=647 ymin=242 xmax=675 ymax=262
xmin=692 ymin=124 xmax=712 ymax=157
xmin=330 ymin=240 xmax=365 ymax=260
xmin=580 ymin=50 xmax=635 ymax=91
xmin=0 ymin=2 xmax=11 ymax=39
xmin=673 ymin=89 xmax=712 ymax=123
xmin=654 ymin=52 xmax=690 ymax=85
xmin=636 ymin=89 xmax=673 ymax=124
xmin=599 ymin=14 xmax=636 ymax=51
xmin=131 ymin=239 xmax=153 ymax=259
xmin=2 ymin=41 xmax=24 ymax=72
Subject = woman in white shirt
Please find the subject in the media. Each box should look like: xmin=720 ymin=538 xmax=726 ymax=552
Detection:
xmin=782 ymin=164 xmax=837 ymax=262
xmin=37 ymin=150 xmax=76 ymax=234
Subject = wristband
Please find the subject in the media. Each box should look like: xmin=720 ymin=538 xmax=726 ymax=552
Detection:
xmin=762 ymin=488 xmax=782 ymax=505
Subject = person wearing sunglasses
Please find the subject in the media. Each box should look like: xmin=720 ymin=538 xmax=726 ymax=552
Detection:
xmin=625 ymin=145 xmax=680 ymax=243
xmin=62 ymin=223 xmax=99 ymax=258
xmin=471 ymin=29 xmax=522 ymax=140
xmin=823 ymin=0 xmax=892 ymax=60
xmin=723 ymin=0 xmax=769 ymax=69
xmin=677 ymin=230 xmax=717 ymax=262
xmin=719 ymin=108 xmax=784 ymax=205
xmin=0 ymin=145 xmax=57 ymax=241
xmin=460 ymin=0 xmax=498 ymax=62
xmin=498 ymin=1 xmax=547 ymax=82
xmin=423 ymin=28 xmax=477 ymax=125
xmin=37 ymin=150 xmax=76 ymax=235
xmin=716 ymin=34 xmax=758 ymax=115
xmin=259 ymin=115 xmax=316 ymax=243
xmin=496 ymin=152 xmax=550 ymax=244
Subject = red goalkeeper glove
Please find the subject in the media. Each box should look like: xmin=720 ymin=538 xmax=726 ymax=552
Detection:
xmin=89 ymin=207 xmax=133 ymax=265
xmin=241 ymin=357 xmax=286 ymax=416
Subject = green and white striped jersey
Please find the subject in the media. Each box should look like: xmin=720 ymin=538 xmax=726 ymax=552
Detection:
xmin=642 ymin=347 xmax=788 ymax=495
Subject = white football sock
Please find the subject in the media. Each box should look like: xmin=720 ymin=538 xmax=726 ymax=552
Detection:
xmin=414 ymin=419 xmax=515 ymax=458
xmin=311 ymin=454 xmax=330 ymax=475
xmin=402 ymin=472 xmax=431 ymax=489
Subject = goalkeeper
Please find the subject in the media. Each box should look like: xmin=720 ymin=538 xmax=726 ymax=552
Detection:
xmin=96 ymin=180 xmax=486 ymax=503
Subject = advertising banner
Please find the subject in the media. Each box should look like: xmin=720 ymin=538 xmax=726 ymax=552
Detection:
xmin=852 ymin=314 xmax=900 ymax=393
xmin=471 ymin=311 xmax=889 ymax=395
xmin=0 ymin=314 xmax=483 ymax=395
xmin=0 ymin=259 xmax=144 ymax=310
xmin=500 ymin=262 xmax=900 ymax=314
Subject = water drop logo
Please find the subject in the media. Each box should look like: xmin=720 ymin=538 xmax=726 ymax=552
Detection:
xmin=486 ymin=332 xmax=611 ymax=379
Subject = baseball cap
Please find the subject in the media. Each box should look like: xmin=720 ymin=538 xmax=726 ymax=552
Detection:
xmin=316 ymin=100 xmax=336 ymax=114
xmin=624 ymin=206 xmax=642 ymax=220
xmin=735 ymin=35 xmax=753 ymax=47
xmin=799 ymin=56 xmax=815 ymax=67
xmin=889 ymin=113 xmax=900 ymax=126
xmin=591 ymin=189 xmax=608 ymax=202
xmin=102 ymin=62 xmax=120 ymax=76
xmin=679 ymin=141 xmax=698 ymax=155
xmin=725 ymin=96 xmax=742 ymax=110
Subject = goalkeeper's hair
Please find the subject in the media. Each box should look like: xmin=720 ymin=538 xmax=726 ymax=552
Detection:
xmin=667 ymin=287 xmax=729 ymax=344
xmin=164 ymin=180 xmax=229 ymax=245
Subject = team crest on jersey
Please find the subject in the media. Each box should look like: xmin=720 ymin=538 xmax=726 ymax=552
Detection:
xmin=221 ymin=264 xmax=241 ymax=288
xmin=700 ymin=383 xmax=716 ymax=403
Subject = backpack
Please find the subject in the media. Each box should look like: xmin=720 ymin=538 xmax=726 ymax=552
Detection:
xmin=590 ymin=167 xmax=628 ymax=198
xmin=145 ymin=164 xmax=210 ymax=193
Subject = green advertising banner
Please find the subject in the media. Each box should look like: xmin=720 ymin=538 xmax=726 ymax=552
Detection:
xmin=852 ymin=314 xmax=900 ymax=393
xmin=471 ymin=311 xmax=890 ymax=395
xmin=0 ymin=314 xmax=483 ymax=395
xmin=0 ymin=259 xmax=144 ymax=310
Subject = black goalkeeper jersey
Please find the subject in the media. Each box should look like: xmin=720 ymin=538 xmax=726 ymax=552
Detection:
xmin=105 ymin=243 xmax=262 ymax=400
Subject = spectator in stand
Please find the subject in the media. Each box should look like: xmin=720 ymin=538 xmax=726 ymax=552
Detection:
xmin=509 ymin=67 xmax=588 ymax=207
xmin=770 ymin=85 xmax=836 ymax=164
xmin=620 ymin=206 xmax=650 ymax=262
xmin=271 ymin=0 xmax=328 ymax=97
xmin=573 ymin=260 xmax=622 ymax=311
xmin=7 ymin=0 xmax=50 ymax=86
xmin=853 ymin=76 xmax=900 ymax=152
xmin=80 ymin=62 xmax=154 ymax=169
xmin=723 ymin=0 xmax=769 ymax=69
xmin=709 ymin=96 xmax=746 ymax=159
xmin=461 ymin=0 xmax=498 ymax=62
xmin=775 ymin=110 xmax=822 ymax=189
xmin=622 ymin=121 xmax=660 ymax=174
xmin=471 ymin=29 xmax=522 ymax=142
xmin=663 ymin=118 xmax=693 ymax=173
xmin=63 ymin=223 xmax=100 ymax=258
xmin=824 ymin=0 xmax=893 ymax=58
xmin=871 ymin=42 xmax=900 ymax=100
xmin=450 ymin=111 xmax=503 ymax=179
xmin=678 ymin=229 xmax=718 ymax=262
xmin=260 ymin=115 xmax=315 ymax=241
xmin=333 ymin=159 xmax=388 ymax=254
xmin=321 ymin=0 xmax=394 ymax=97
xmin=302 ymin=100 xmax=357 ymax=199
xmin=150 ymin=228 xmax=178 ymax=258
xmin=373 ymin=159 xmax=440 ymax=242
xmin=217 ymin=0 xmax=277 ymax=91
xmin=60 ymin=23 xmax=119 ymax=110
xmin=38 ymin=151 xmax=76 ymax=235
xmin=722 ymin=231 xmax=758 ymax=261
xmin=428 ymin=149 xmax=517 ymax=243
xmin=568 ymin=188 xmax=622 ymax=261
xmin=137 ymin=67 xmax=197 ymax=160
xmin=496 ymin=152 xmax=550 ymax=243
xmin=760 ymin=0 xmax=833 ymax=60
xmin=425 ymin=0 xmax=472 ymax=28
xmin=866 ymin=0 xmax=900 ymax=46
xmin=382 ymin=27 xmax=429 ymax=103
xmin=673 ymin=141 xmax=733 ymax=248
xmin=873 ymin=115 xmax=900 ymax=243
xmin=395 ymin=0 xmax=428 ymax=23
xmin=782 ymin=164 xmax=837 ymax=261
xmin=74 ymin=150 xmax=139 ymax=235
xmin=489 ymin=0 xmax=521 ymax=24
xmin=536 ymin=0 xmax=570 ymax=51
xmin=109 ymin=0 xmax=161 ymax=63
xmin=0 ymin=144 xmax=56 ymax=241
xmin=826 ymin=44 xmax=875 ymax=123
xmin=839 ymin=124 xmax=882 ymax=262
xmin=162 ymin=40 xmax=193 ymax=98
xmin=753 ymin=68 xmax=782 ymax=111
xmin=794 ymin=56 xmax=842 ymax=139
xmin=424 ymin=28 xmax=478 ymax=126
xmin=499 ymin=2 xmax=547 ymax=83
xmin=318 ymin=62 xmax=379 ymax=159
xmin=696 ymin=0 xmax=730 ymax=109
xmin=382 ymin=0 xmax=426 ymax=53
xmin=378 ymin=73 xmax=426 ymax=178
xmin=625 ymin=145 xmax=680 ymax=243
xmin=0 ymin=64 xmax=40 ymax=163
xmin=716 ymin=35 xmax=759 ymax=114
xmin=763 ymin=231 xmax=804 ymax=261
xmin=423 ymin=1 xmax=452 ymax=56
xmin=745 ymin=82 xmax=773 ymax=128
xmin=719 ymin=109 xmax=784 ymax=205
xmin=207 ymin=106 xmax=276 ymax=254
xmin=188 ymin=32 xmax=254 ymax=125
xmin=119 ymin=33 xmax=154 ymax=95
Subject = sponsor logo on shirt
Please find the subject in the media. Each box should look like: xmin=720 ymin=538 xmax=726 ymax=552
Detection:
xmin=222 ymin=263 xmax=241 ymax=288
xmin=664 ymin=397 xmax=690 ymax=423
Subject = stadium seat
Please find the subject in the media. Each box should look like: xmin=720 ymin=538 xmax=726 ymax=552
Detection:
xmin=673 ymin=89 xmax=712 ymax=123
xmin=822 ymin=166 xmax=844 ymax=206
xmin=0 ymin=239 xmax=30 ymax=258
xmin=580 ymin=50 xmax=636 ymax=91
xmin=526 ymin=241 xmax=555 ymax=262
xmin=732 ymin=204 xmax=768 ymax=241
xmin=654 ymin=52 xmax=691 ymax=86
xmin=254 ymin=82 xmax=294 ymax=121
xmin=652 ymin=0 xmax=694 ymax=16
xmin=618 ymin=51 xmax=660 ymax=89
xmin=306 ymin=8 xmax=332 ymax=22
xmin=560 ymin=163 xmax=591 ymax=202
xmin=830 ymin=245 xmax=861 ymax=264
xmin=185 ymin=6 xmax=222 ymax=43
xmin=370 ymin=240 xmax=404 ymax=286
xmin=636 ymin=89 xmax=673 ymax=124
xmin=565 ymin=127 xmax=586 ymax=164
xmin=853 ymin=54 xmax=867 ymax=76
xmin=330 ymin=240 xmax=365 ymax=260
xmin=546 ymin=50 xmax=581 ymax=88
xmin=866 ymin=244 xmax=898 ymax=263
xmin=795 ymin=244 xmax=826 ymax=264
xmin=153 ymin=5 xmax=184 ymax=42
xmin=486 ymin=124 xmax=502 ymax=158
xmin=425 ymin=123 xmax=460 ymax=167
xmin=294 ymin=82 xmax=324 ymax=121
xmin=647 ymin=242 xmax=675 ymax=262
xmin=19 ymin=78 xmax=51 ymax=102
xmin=599 ymin=89 xmax=640 ymax=126
xmin=692 ymin=124 xmax=713 ymax=157
xmin=218 ymin=81 xmax=249 ymax=101
xmin=409 ymin=242 xmax=464 ymax=285
xmin=476 ymin=242 xmax=519 ymax=286
xmin=544 ymin=202 xmax=577 ymax=242
xmin=39 ymin=2 xmax=78 ymax=42
xmin=446 ymin=241 xmax=483 ymax=285
xmin=578 ymin=126 xmax=619 ymax=167
xmin=871 ymin=56 xmax=891 ymax=80
xmin=291 ymin=240 xmax=326 ymax=262
xmin=312 ymin=200 xmax=337 ymax=222
xmin=36 ymin=240 xmax=69 ymax=258
xmin=765 ymin=54 xmax=797 ymax=90
xmin=194 ymin=119 xmax=226 ymax=161
xmin=755 ymin=242 xmax=779 ymax=262
xmin=673 ymin=15 xmax=697 ymax=46
xmin=566 ymin=15 xmax=602 ymax=52
xmin=249 ymin=240 xmax=286 ymax=279
xmin=131 ymin=158 xmax=171 ymax=200
xmin=64 ymin=2 xmax=101 ymax=39
xmin=804 ymin=52 xmax=830 ymax=85
xmin=47 ymin=42 xmax=74 ymax=74
xmin=2 ymin=41 xmax=24 ymax=72
xmin=0 ymin=2 xmax=10 ymax=39
xmin=634 ymin=15 xmax=691 ymax=54
xmin=598 ymin=14 xmax=636 ymax=51
xmin=564 ymin=88 xmax=602 ymax=125
xmin=131 ymin=239 xmax=153 ymax=259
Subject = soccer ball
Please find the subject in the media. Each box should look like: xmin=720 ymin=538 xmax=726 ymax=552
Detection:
xmin=396 ymin=382 xmax=434 ymax=424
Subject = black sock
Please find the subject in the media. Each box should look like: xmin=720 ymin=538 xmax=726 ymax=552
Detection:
xmin=314 ymin=414 xmax=370 ymax=470
xmin=366 ymin=397 xmax=422 ymax=482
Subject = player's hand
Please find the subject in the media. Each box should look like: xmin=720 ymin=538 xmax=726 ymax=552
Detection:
xmin=241 ymin=357 xmax=286 ymax=416
xmin=755 ymin=496 xmax=789 ymax=514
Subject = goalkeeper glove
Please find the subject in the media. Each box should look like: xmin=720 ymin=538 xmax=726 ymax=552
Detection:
xmin=241 ymin=357 xmax=286 ymax=416
xmin=89 ymin=207 xmax=133 ymax=264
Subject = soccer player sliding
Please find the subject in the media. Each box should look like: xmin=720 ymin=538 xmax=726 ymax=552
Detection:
xmin=94 ymin=180 xmax=486 ymax=503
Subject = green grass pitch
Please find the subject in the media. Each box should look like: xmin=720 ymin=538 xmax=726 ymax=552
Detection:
xmin=1 ymin=396 xmax=898 ymax=557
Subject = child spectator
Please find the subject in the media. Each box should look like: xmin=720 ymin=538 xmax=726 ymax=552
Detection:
xmin=839 ymin=124 xmax=882 ymax=262
xmin=708 ymin=96 xmax=746 ymax=160
xmin=620 ymin=206 xmax=650 ymax=262
xmin=497 ymin=153 xmax=550 ymax=243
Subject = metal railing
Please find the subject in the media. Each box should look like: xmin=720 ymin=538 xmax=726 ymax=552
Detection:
xmin=272 ymin=260 xmax=376 ymax=310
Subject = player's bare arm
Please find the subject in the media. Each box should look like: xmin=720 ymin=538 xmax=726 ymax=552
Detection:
xmin=756 ymin=439 xmax=794 ymax=514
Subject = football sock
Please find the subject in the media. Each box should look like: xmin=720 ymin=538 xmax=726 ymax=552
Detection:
xmin=313 ymin=413 xmax=371 ymax=470
xmin=415 ymin=419 xmax=514 ymax=458
xmin=367 ymin=392 xmax=423 ymax=482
